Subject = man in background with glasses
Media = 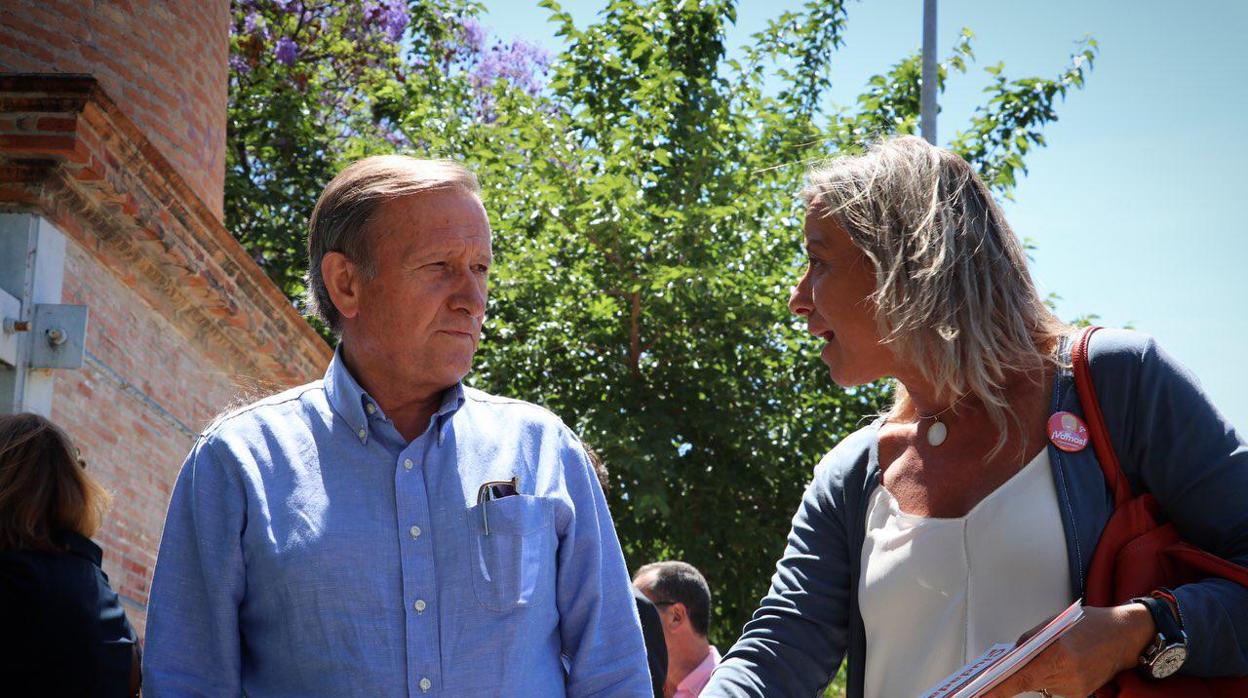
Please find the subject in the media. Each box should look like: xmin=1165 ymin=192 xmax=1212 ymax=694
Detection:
xmin=634 ymin=561 xmax=721 ymax=698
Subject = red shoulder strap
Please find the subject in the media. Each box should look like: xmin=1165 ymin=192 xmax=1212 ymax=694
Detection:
xmin=1071 ymin=326 xmax=1133 ymax=508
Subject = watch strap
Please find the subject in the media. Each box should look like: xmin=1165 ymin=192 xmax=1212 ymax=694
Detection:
xmin=1133 ymin=595 xmax=1182 ymax=642
xmin=1151 ymin=587 xmax=1184 ymax=630
xmin=1131 ymin=595 xmax=1188 ymax=678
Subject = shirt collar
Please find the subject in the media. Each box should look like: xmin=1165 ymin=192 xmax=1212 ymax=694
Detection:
xmin=675 ymin=645 xmax=721 ymax=697
xmin=324 ymin=345 xmax=372 ymax=443
xmin=432 ymin=382 xmax=467 ymax=444
xmin=323 ymin=345 xmax=467 ymax=445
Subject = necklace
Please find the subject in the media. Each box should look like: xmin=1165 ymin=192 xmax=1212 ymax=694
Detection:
xmin=915 ymin=394 xmax=968 ymax=447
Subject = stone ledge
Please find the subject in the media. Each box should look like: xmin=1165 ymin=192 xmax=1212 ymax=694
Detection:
xmin=0 ymin=73 xmax=330 ymax=389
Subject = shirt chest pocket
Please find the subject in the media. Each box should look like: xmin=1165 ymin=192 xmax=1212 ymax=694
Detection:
xmin=466 ymin=495 xmax=557 ymax=612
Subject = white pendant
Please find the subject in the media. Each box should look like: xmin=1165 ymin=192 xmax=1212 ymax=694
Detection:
xmin=927 ymin=420 xmax=948 ymax=447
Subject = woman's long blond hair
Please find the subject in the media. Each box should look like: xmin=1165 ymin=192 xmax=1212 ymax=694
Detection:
xmin=802 ymin=136 xmax=1067 ymax=453
xmin=0 ymin=413 xmax=111 ymax=551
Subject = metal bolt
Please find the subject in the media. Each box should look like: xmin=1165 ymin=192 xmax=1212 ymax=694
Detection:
xmin=46 ymin=327 xmax=67 ymax=346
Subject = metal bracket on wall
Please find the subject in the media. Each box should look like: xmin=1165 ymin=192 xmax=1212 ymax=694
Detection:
xmin=30 ymin=303 xmax=88 ymax=370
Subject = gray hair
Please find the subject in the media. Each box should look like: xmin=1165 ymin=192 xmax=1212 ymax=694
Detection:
xmin=802 ymin=136 xmax=1065 ymax=453
xmin=305 ymin=155 xmax=481 ymax=333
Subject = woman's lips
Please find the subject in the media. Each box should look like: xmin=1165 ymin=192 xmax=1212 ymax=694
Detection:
xmin=807 ymin=324 xmax=834 ymax=342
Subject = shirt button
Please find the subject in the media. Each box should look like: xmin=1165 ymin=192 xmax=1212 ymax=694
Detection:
xmin=357 ymin=427 xmax=367 ymax=440
xmin=403 ymin=458 xmax=413 ymax=470
xmin=420 ymin=677 xmax=431 ymax=692
xmin=409 ymin=525 xmax=421 ymax=539
xmin=414 ymin=599 xmax=427 ymax=613
xmin=366 ymin=403 xmax=376 ymax=414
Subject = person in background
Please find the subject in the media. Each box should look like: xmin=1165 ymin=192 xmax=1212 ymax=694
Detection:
xmin=634 ymin=561 xmax=721 ymax=698
xmin=0 ymin=412 xmax=140 ymax=697
xmin=586 ymin=445 xmax=669 ymax=698
xmin=143 ymin=156 xmax=649 ymax=697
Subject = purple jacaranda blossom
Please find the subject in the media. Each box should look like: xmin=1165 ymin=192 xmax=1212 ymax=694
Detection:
xmin=240 ymin=11 xmax=271 ymax=41
xmin=458 ymin=18 xmax=488 ymax=54
xmin=474 ymin=104 xmax=498 ymax=125
xmin=274 ymin=36 xmax=298 ymax=66
xmin=510 ymin=39 xmax=552 ymax=72
xmin=471 ymin=38 xmax=552 ymax=97
xmin=341 ymin=20 xmax=364 ymax=43
xmin=347 ymin=1 xmax=392 ymax=43
xmin=229 ymin=54 xmax=252 ymax=75
xmin=383 ymin=130 xmax=407 ymax=148
xmin=379 ymin=0 xmax=408 ymax=41
xmin=274 ymin=0 xmax=301 ymax=13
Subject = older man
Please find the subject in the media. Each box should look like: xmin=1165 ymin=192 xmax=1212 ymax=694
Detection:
xmin=634 ymin=562 xmax=720 ymax=698
xmin=143 ymin=157 xmax=651 ymax=696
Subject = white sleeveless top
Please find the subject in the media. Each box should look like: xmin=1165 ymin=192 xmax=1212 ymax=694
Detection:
xmin=860 ymin=448 xmax=1073 ymax=698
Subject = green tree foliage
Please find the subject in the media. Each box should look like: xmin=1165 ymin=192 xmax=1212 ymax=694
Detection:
xmin=228 ymin=1 xmax=400 ymax=306
xmin=226 ymin=1 xmax=1096 ymax=685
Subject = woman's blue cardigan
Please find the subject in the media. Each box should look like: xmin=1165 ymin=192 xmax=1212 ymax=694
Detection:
xmin=703 ymin=329 xmax=1248 ymax=697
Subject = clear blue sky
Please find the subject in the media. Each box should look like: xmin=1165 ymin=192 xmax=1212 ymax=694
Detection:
xmin=479 ymin=0 xmax=1248 ymax=430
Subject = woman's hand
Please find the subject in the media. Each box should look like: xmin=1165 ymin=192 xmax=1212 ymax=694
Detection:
xmin=980 ymin=604 xmax=1156 ymax=698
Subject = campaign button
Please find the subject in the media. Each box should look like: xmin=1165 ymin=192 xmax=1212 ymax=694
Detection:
xmin=1048 ymin=411 xmax=1089 ymax=452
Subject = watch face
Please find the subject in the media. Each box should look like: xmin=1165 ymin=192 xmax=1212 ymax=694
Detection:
xmin=1152 ymin=645 xmax=1188 ymax=679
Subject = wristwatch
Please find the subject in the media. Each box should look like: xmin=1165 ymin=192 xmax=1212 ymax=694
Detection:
xmin=1131 ymin=593 xmax=1188 ymax=679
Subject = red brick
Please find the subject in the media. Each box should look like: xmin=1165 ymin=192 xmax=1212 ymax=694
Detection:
xmin=0 ymin=185 xmax=39 ymax=206
xmin=6 ymin=3 xmax=68 ymax=31
xmin=69 ymin=160 xmax=105 ymax=182
xmin=0 ymin=10 xmax=71 ymax=51
xmin=0 ymin=133 xmax=75 ymax=155
xmin=0 ymin=28 xmax=59 ymax=65
xmin=42 ymin=0 xmax=85 ymax=25
xmin=76 ymin=42 xmax=133 ymax=85
xmin=35 ymin=116 xmax=77 ymax=133
xmin=76 ymin=120 xmax=101 ymax=153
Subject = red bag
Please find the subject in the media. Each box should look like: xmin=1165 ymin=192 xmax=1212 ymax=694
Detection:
xmin=1074 ymin=326 xmax=1248 ymax=697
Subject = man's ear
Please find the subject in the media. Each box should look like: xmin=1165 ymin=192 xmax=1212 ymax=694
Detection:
xmin=322 ymin=252 xmax=363 ymax=323
xmin=668 ymin=602 xmax=687 ymax=630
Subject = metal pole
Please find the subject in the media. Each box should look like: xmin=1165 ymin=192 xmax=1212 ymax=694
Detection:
xmin=920 ymin=0 xmax=938 ymax=144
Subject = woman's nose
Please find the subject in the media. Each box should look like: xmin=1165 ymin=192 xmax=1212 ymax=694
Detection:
xmin=789 ymin=273 xmax=813 ymax=317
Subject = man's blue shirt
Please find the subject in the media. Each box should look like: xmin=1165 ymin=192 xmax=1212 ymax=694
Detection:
xmin=144 ymin=349 xmax=650 ymax=696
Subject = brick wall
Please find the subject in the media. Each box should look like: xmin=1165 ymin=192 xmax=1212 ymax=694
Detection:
xmin=0 ymin=0 xmax=230 ymax=220
xmin=1 ymin=74 xmax=332 ymax=639
xmin=0 ymin=76 xmax=330 ymax=388
xmin=51 ymin=238 xmax=245 ymax=631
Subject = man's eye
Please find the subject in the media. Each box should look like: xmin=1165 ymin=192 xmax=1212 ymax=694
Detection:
xmin=473 ymin=264 xmax=490 ymax=274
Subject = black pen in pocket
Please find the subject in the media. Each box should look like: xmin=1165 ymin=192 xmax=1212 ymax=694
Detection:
xmin=476 ymin=476 xmax=518 ymax=535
